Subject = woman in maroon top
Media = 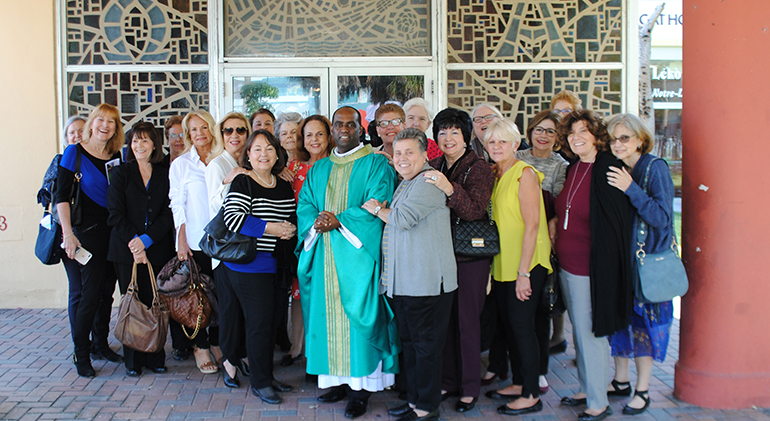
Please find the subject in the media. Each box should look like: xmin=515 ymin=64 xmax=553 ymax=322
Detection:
xmin=552 ymin=110 xmax=632 ymax=421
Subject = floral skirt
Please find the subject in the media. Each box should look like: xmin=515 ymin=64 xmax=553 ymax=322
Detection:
xmin=609 ymin=299 xmax=673 ymax=362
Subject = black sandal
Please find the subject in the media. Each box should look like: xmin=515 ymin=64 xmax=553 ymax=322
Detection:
xmin=607 ymin=379 xmax=632 ymax=396
xmin=622 ymin=390 xmax=650 ymax=415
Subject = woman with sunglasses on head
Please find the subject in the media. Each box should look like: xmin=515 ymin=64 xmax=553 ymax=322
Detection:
xmin=56 ymin=104 xmax=125 ymax=377
xmin=205 ymin=111 xmax=252 ymax=385
xmin=604 ymin=113 xmax=675 ymax=416
xmin=551 ymin=90 xmax=583 ymax=118
xmin=107 ymin=122 xmax=175 ymax=377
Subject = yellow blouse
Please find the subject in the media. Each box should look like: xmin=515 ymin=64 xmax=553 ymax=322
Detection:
xmin=491 ymin=160 xmax=552 ymax=282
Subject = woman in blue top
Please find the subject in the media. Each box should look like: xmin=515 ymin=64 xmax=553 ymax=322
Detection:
xmin=220 ymin=130 xmax=297 ymax=404
xmin=605 ymin=113 xmax=675 ymax=415
xmin=56 ymin=104 xmax=125 ymax=377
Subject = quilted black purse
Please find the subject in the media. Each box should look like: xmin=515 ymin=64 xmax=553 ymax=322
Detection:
xmin=198 ymin=179 xmax=258 ymax=264
xmin=451 ymin=167 xmax=500 ymax=257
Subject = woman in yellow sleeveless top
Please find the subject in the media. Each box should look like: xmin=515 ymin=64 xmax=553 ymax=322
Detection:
xmin=485 ymin=118 xmax=552 ymax=416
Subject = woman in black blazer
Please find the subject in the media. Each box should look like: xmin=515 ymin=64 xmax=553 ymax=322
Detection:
xmin=107 ymin=122 xmax=176 ymax=376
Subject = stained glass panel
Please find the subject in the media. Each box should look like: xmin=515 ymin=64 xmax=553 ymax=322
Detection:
xmin=66 ymin=0 xmax=208 ymax=65
xmin=225 ymin=0 xmax=431 ymax=57
xmin=67 ymin=72 xmax=209 ymax=128
xmin=447 ymin=68 xmax=622 ymax=130
xmin=447 ymin=0 xmax=622 ymax=63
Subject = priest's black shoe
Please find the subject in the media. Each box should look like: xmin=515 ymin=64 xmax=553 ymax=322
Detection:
xmin=317 ymin=386 xmax=347 ymax=403
xmin=344 ymin=398 xmax=368 ymax=419
xmin=271 ymin=379 xmax=293 ymax=392
xmin=456 ymin=397 xmax=478 ymax=412
xmin=578 ymin=406 xmax=613 ymax=421
xmin=388 ymin=403 xmax=413 ymax=417
xmin=251 ymin=386 xmax=281 ymax=404
xmin=497 ymin=399 xmax=543 ymax=416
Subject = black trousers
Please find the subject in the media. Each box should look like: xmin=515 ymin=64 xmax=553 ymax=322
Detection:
xmin=390 ymin=291 xmax=454 ymax=412
xmin=114 ymin=262 xmax=166 ymax=370
xmin=169 ymin=251 xmax=219 ymax=350
xmin=218 ymin=265 xmax=275 ymax=389
xmin=72 ymin=226 xmax=117 ymax=360
xmin=213 ymin=265 xmax=247 ymax=362
xmin=63 ymin=255 xmax=103 ymax=344
xmin=494 ymin=265 xmax=547 ymax=398
xmin=484 ymin=281 xmax=511 ymax=377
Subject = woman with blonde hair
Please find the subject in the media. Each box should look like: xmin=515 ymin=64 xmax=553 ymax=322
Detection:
xmin=55 ymin=104 xmax=125 ymax=377
xmin=169 ymin=109 xmax=222 ymax=374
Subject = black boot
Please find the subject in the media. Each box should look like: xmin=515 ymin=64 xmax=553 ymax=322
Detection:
xmin=73 ymin=354 xmax=95 ymax=378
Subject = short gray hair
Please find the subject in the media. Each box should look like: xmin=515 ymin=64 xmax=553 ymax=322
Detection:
xmin=61 ymin=116 xmax=86 ymax=150
xmin=274 ymin=112 xmax=303 ymax=138
xmin=403 ymin=98 xmax=434 ymax=120
xmin=394 ymin=128 xmax=428 ymax=153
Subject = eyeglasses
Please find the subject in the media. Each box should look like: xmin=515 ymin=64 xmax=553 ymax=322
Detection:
xmin=472 ymin=114 xmax=497 ymax=123
xmin=168 ymin=133 xmax=182 ymax=140
xmin=609 ymin=135 xmax=634 ymax=145
xmin=554 ymin=109 xmax=573 ymax=115
xmin=222 ymin=127 xmax=247 ymax=135
xmin=532 ymin=127 xmax=557 ymax=137
xmin=377 ymin=118 xmax=403 ymax=128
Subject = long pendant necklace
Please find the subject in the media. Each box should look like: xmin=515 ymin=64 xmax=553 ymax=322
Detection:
xmin=252 ymin=169 xmax=275 ymax=187
xmin=563 ymin=161 xmax=592 ymax=230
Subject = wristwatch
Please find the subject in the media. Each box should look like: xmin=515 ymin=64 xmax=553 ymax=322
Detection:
xmin=517 ymin=271 xmax=531 ymax=278
xmin=373 ymin=205 xmax=382 ymax=216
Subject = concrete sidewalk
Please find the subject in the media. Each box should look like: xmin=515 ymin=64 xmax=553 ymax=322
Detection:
xmin=0 ymin=308 xmax=767 ymax=420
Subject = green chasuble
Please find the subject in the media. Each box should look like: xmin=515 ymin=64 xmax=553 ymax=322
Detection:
xmin=296 ymin=145 xmax=400 ymax=378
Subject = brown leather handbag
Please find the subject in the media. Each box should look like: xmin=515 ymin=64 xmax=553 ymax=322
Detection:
xmin=114 ymin=262 xmax=169 ymax=353
xmin=157 ymin=257 xmax=212 ymax=339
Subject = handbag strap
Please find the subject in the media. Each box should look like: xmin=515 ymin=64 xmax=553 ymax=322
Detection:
xmin=635 ymin=157 xmax=678 ymax=262
xmin=455 ymin=163 xmax=494 ymax=224
xmin=74 ymin=146 xmax=82 ymax=183
xmin=130 ymin=261 xmax=162 ymax=306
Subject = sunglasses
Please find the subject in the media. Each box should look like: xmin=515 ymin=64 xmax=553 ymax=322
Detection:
xmin=609 ymin=135 xmax=634 ymax=145
xmin=554 ymin=109 xmax=573 ymax=115
xmin=222 ymin=127 xmax=248 ymax=135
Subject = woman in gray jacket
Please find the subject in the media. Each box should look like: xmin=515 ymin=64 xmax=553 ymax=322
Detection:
xmin=363 ymin=128 xmax=457 ymax=421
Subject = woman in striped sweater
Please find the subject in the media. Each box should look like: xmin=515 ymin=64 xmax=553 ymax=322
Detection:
xmin=220 ymin=129 xmax=298 ymax=404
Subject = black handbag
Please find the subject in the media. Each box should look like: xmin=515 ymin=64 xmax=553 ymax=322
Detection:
xmin=35 ymin=211 xmax=62 ymax=265
xmin=540 ymin=253 xmax=566 ymax=316
xmin=451 ymin=167 xmax=500 ymax=257
xmin=198 ymin=180 xmax=258 ymax=264
xmin=56 ymin=147 xmax=83 ymax=227
xmin=634 ymin=158 xmax=689 ymax=303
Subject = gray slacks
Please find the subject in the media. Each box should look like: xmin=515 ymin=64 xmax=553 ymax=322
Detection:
xmin=560 ymin=269 xmax=610 ymax=410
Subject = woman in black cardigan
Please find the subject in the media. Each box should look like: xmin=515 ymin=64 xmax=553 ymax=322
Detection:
xmin=107 ymin=122 xmax=175 ymax=377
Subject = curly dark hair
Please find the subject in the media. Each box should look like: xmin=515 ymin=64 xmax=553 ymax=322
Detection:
xmin=558 ymin=110 xmax=610 ymax=157
xmin=432 ymin=107 xmax=472 ymax=146
xmin=240 ymin=129 xmax=287 ymax=175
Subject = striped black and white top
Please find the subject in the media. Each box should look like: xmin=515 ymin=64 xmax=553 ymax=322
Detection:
xmin=223 ymin=174 xmax=296 ymax=254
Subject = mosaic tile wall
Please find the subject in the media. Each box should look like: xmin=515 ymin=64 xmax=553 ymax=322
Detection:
xmin=448 ymin=68 xmax=622 ymax=131
xmin=67 ymin=72 xmax=209 ymax=128
xmin=447 ymin=0 xmax=622 ymax=63
xmin=225 ymin=0 xmax=431 ymax=57
xmin=66 ymin=0 xmax=208 ymax=65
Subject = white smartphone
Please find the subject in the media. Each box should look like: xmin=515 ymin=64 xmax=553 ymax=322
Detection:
xmin=73 ymin=247 xmax=93 ymax=265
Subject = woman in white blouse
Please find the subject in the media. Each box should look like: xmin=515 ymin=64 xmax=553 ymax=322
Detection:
xmin=205 ymin=111 xmax=252 ymax=386
xmin=168 ymin=109 xmax=223 ymax=375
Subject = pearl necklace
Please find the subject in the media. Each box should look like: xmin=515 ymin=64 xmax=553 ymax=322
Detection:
xmin=252 ymin=170 xmax=275 ymax=187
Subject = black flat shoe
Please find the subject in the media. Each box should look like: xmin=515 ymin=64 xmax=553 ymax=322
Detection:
xmin=550 ymin=340 xmax=568 ymax=355
xmin=234 ymin=359 xmax=250 ymax=377
xmin=223 ymin=368 xmax=240 ymax=388
xmin=561 ymin=396 xmax=587 ymax=406
xmin=172 ymin=348 xmax=191 ymax=361
xmin=91 ymin=348 xmax=124 ymax=363
xmin=344 ymin=398 xmax=368 ymax=419
xmin=497 ymin=399 xmax=543 ymax=416
xmin=388 ymin=403 xmax=413 ymax=417
xmin=440 ymin=390 xmax=458 ymax=401
xmin=73 ymin=356 xmax=95 ymax=378
xmin=125 ymin=368 xmax=141 ymax=377
xmin=317 ymin=386 xmax=347 ymax=403
xmin=623 ymin=390 xmax=650 ymax=415
xmin=149 ymin=366 xmax=167 ymax=374
xmin=396 ymin=409 xmax=439 ymax=421
xmin=280 ymin=354 xmax=302 ymax=366
xmin=455 ymin=397 xmax=478 ymax=412
xmin=271 ymin=379 xmax=293 ymax=392
xmin=251 ymin=386 xmax=281 ymax=404
xmin=578 ymin=406 xmax=613 ymax=421
xmin=486 ymin=390 xmax=521 ymax=400
xmin=608 ymin=379 xmax=632 ymax=396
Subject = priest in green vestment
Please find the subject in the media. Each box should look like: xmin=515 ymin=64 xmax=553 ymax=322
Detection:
xmin=296 ymin=106 xmax=400 ymax=418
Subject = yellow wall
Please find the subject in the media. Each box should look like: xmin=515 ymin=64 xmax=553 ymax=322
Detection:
xmin=0 ymin=0 xmax=68 ymax=308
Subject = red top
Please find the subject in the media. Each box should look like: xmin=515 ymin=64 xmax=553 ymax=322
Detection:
xmin=289 ymin=160 xmax=311 ymax=202
xmin=555 ymin=162 xmax=593 ymax=276
xmin=427 ymin=138 xmax=443 ymax=160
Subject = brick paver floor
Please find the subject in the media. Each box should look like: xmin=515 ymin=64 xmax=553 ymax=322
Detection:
xmin=1 ymin=308 xmax=767 ymax=420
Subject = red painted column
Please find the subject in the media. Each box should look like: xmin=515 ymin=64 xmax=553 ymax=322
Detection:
xmin=675 ymin=0 xmax=770 ymax=409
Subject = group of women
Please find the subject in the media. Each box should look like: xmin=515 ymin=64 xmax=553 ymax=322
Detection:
xmin=43 ymin=93 xmax=675 ymax=418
